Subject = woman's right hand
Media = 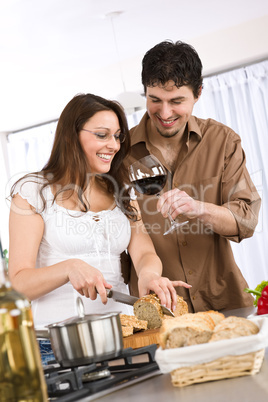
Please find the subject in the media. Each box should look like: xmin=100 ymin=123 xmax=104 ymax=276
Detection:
xmin=67 ymin=259 xmax=112 ymax=304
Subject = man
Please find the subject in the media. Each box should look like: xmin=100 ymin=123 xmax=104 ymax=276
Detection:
xmin=125 ymin=40 xmax=261 ymax=313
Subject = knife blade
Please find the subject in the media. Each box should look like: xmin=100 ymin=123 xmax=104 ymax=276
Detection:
xmin=105 ymin=289 xmax=175 ymax=317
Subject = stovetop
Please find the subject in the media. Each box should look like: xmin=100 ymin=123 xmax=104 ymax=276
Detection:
xmin=44 ymin=344 xmax=161 ymax=401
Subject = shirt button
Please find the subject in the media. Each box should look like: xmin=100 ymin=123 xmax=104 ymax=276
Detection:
xmin=192 ymin=295 xmax=196 ymax=300
xmin=182 ymin=241 xmax=187 ymax=246
xmin=189 ymin=270 xmax=193 ymax=275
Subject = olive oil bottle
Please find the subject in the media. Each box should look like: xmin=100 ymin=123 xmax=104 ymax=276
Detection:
xmin=0 ymin=255 xmax=48 ymax=401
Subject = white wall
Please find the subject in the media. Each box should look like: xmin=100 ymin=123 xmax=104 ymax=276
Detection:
xmin=0 ymin=133 xmax=10 ymax=252
xmin=191 ymin=15 xmax=268 ymax=75
xmin=116 ymin=14 xmax=268 ymax=95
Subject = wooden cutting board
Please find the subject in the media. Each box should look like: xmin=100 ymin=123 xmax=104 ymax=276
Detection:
xmin=123 ymin=328 xmax=160 ymax=349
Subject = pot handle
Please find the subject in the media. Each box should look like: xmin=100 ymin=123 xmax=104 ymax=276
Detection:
xmin=35 ymin=328 xmax=50 ymax=339
xmin=76 ymin=296 xmax=85 ymax=318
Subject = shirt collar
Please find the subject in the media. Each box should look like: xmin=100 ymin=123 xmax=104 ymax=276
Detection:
xmin=131 ymin=112 xmax=202 ymax=146
xmin=131 ymin=112 xmax=150 ymax=146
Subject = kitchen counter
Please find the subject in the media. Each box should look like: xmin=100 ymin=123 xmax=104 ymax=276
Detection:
xmin=81 ymin=306 xmax=268 ymax=402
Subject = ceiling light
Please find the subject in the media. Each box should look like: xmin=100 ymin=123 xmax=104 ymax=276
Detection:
xmin=106 ymin=11 xmax=145 ymax=114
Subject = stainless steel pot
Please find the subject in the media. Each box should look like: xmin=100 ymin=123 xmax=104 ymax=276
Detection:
xmin=37 ymin=297 xmax=123 ymax=367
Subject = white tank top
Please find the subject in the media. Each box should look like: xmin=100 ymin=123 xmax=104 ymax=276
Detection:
xmin=13 ymin=176 xmax=133 ymax=329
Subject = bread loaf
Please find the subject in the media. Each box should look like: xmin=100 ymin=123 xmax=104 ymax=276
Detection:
xmin=160 ymin=312 xmax=259 ymax=349
xmin=134 ymin=294 xmax=164 ymax=329
xmin=133 ymin=294 xmax=188 ymax=329
xmin=159 ymin=313 xmax=215 ymax=349
xmin=209 ymin=316 xmax=259 ymax=342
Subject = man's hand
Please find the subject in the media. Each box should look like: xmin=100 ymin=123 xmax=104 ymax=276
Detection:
xmin=156 ymin=188 xmax=238 ymax=236
xmin=138 ymin=271 xmax=191 ymax=311
xmin=157 ymin=188 xmax=202 ymax=220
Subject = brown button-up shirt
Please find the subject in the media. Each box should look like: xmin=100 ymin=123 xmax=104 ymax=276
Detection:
xmin=125 ymin=113 xmax=261 ymax=312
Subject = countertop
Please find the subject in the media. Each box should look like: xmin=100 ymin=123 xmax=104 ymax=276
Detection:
xmin=81 ymin=306 xmax=268 ymax=402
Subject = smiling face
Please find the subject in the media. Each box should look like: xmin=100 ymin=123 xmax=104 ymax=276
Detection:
xmin=79 ymin=110 xmax=121 ymax=174
xmin=146 ymin=80 xmax=201 ymax=138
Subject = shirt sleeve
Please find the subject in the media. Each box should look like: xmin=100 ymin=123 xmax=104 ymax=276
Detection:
xmin=221 ymin=130 xmax=261 ymax=242
xmin=12 ymin=176 xmax=46 ymax=215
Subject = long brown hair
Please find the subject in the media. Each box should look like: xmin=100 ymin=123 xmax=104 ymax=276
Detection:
xmin=11 ymin=93 xmax=137 ymax=220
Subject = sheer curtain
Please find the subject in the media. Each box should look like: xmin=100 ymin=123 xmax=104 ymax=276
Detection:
xmin=194 ymin=60 xmax=268 ymax=288
xmin=7 ymin=122 xmax=57 ymax=178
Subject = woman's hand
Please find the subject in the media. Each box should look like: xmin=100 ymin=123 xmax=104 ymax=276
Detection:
xmin=138 ymin=271 xmax=191 ymax=312
xmin=67 ymin=259 xmax=112 ymax=304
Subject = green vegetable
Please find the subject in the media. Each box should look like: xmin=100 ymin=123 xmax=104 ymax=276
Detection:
xmin=244 ymin=280 xmax=268 ymax=307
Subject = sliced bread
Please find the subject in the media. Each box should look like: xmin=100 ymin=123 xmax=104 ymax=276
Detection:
xmin=133 ymin=294 xmax=188 ymax=329
xmin=121 ymin=326 xmax=134 ymax=337
xmin=120 ymin=314 xmax=148 ymax=331
xmin=134 ymin=294 xmax=164 ymax=329
xmin=209 ymin=316 xmax=259 ymax=342
xmin=159 ymin=313 xmax=215 ymax=349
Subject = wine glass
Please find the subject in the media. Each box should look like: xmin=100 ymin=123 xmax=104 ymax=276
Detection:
xmin=128 ymin=155 xmax=188 ymax=235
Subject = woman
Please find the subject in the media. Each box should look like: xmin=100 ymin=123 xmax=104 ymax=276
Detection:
xmin=8 ymin=93 xmax=190 ymax=362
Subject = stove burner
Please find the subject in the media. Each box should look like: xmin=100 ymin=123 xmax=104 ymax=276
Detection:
xmin=44 ymin=344 xmax=160 ymax=401
xmin=82 ymin=367 xmax=111 ymax=382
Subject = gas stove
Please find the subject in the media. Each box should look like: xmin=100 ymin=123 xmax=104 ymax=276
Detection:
xmin=44 ymin=344 xmax=161 ymax=401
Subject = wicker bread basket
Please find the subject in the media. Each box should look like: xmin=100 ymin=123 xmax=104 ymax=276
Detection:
xmin=170 ymin=348 xmax=265 ymax=387
xmin=155 ymin=316 xmax=268 ymax=387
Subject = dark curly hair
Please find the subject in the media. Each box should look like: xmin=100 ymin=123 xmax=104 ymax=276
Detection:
xmin=142 ymin=40 xmax=203 ymax=98
xmin=10 ymin=93 xmax=137 ymax=221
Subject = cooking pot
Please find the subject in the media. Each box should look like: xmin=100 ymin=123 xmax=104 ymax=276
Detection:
xmin=36 ymin=297 xmax=123 ymax=367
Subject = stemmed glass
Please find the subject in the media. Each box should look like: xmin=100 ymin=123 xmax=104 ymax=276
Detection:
xmin=128 ymin=155 xmax=188 ymax=235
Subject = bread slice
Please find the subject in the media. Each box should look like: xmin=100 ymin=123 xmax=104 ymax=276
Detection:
xmin=159 ymin=313 xmax=214 ymax=349
xmin=209 ymin=316 xmax=259 ymax=342
xmin=173 ymin=295 xmax=189 ymax=317
xmin=204 ymin=310 xmax=225 ymax=326
xmin=120 ymin=314 xmax=148 ymax=331
xmin=121 ymin=326 xmax=134 ymax=337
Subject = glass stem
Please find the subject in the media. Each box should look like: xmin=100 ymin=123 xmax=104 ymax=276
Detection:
xmin=156 ymin=193 xmax=175 ymax=223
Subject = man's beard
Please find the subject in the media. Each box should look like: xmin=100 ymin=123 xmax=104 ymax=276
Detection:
xmin=156 ymin=126 xmax=180 ymax=138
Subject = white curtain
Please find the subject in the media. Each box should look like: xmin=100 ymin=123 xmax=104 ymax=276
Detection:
xmin=7 ymin=122 xmax=57 ymax=178
xmin=194 ymin=60 xmax=268 ymax=288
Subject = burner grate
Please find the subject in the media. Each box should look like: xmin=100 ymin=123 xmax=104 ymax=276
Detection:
xmin=44 ymin=344 xmax=160 ymax=401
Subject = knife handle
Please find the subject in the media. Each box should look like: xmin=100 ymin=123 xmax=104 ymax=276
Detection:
xmin=105 ymin=289 xmax=113 ymax=298
xmin=95 ymin=288 xmax=113 ymax=298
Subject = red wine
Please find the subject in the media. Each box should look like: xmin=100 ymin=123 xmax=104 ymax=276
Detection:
xmin=132 ymin=175 xmax=167 ymax=195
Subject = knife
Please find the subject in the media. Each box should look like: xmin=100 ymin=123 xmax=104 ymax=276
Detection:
xmin=104 ymin=289 xmax=175 ymax=317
